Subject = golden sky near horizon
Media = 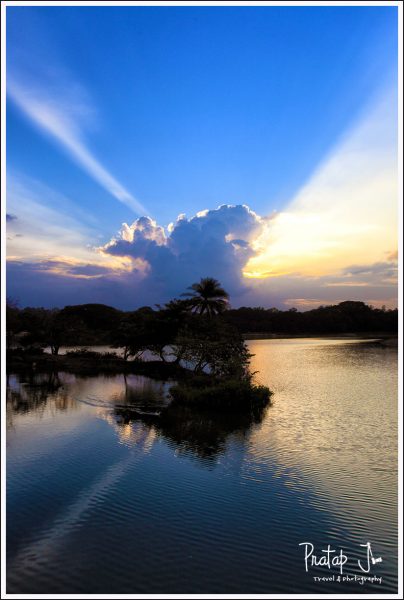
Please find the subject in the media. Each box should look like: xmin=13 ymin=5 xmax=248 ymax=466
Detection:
xmin=244 ymin=92 xmax=397 ymax=282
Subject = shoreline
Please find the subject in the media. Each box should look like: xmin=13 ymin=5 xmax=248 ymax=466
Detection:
xmin=7 ymin=333 xmax=397 ymax=376
xmin=242 ymin=332 xmax=398 ymax=341
xmin=6 ymin=353 xmax=190 ymax=378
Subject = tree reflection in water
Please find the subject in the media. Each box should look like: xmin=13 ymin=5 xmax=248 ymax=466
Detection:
xmin=6 ymin=372 xmax=76 ymax=429
xmin=114 ymin=399 xmax=270 ymax=463
xmin=113 ymin=374 xmax=171 ymax=413
xmin=6 ymin=372 xmax=270 ymax=464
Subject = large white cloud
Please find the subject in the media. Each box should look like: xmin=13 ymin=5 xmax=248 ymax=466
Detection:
xmin=100 ymin=204 xmax=267 ymax=302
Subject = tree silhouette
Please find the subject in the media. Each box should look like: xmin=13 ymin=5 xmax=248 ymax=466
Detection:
xmin=181 ymin=277 xmax=229 ymax=316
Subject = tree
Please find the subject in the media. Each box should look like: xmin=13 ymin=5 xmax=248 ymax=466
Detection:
xmin=18 ymin=308 xmax=80 ymax=355
xmin=43 ymin=309 xmax=64 ymax=355
xmin=58 ymin=304 xmax=122 ymax=344
xmin=111 ymin=308 xmax=154 ymax=361
xmin=181 ymin=277 xmax=229 ymax=316
xmin=172 ymin=316 xmax=251 ymax=379
xmin=6 ymin=298 xmax=20 ymax=350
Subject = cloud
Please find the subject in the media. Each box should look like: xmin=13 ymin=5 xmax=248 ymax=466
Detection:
xmin=239 ymin=257 xmax=398 ymax=310
xmin=282 ymin=297 xmax=397 ymax=310
xmin=6 ymin=204 xmax=268 ymax=309
xmin=6 ymin=203 xmax=398 ymax=310
xmin=25 ymin=260 xmax=116 ymax=280
xmin=6 ymin=213 xmax=17 ymax=222
xmin=6 ymin=172 xmax=101 ymax=262
xmin=7 ymin=76 xmax=147 ymax=215
xmin=6 ymin=192 xmax=398 ymax=311
xmin=340 ymin=261 xmax=398 ymax=284
xmin=100 ymin=204 xmax=266 ymax=303
xmin=6 ymin=172 xmax=142 ymax=288
xmin=6 ymin=257 xmax=147 ymax=308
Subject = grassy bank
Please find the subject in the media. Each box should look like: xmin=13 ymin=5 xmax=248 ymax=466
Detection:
xmin=7 ymin=348 xmax=191 ymax=379
xmin=170 ymin=377 xmax=272 ymax=410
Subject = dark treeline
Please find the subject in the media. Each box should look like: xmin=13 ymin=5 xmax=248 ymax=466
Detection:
xmin=225 ymin=301 xmax=398 ymax=334
xmin=7 ymin=298 xmax=397 ymax=354
xmin=6 ymin=301 xmax=122 ymax=353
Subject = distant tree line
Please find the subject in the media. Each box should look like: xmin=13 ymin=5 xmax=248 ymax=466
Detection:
xmin=223 ymin=301 xmax=398 ymax=334
xmin=7 ymin=290 xmax=397 ymax=358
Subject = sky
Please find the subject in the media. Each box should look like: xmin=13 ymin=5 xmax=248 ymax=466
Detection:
xmin=5 ymin=5 xmax=399 ymax=310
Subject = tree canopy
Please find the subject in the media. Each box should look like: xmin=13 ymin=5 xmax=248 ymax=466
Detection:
xmin=181 ymin=277 xmax=230 ymax=316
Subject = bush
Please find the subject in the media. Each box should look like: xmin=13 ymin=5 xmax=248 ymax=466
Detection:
xmin=65 ymin=349 xmax=118 ymax=359
xmin=170 ymin=378 xmax=271 ymax=410
xmin=172 ymin=315 xmax=253 ymax=378
xmin=7 ymin=346 xmax=45 ymax=356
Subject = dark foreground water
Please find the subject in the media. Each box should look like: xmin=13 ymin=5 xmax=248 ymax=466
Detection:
xmin=7 ymin=338 xmax=397 ymax=593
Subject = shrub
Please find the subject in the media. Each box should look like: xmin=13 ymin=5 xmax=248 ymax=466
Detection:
xmin=170 ymin=378 xmax=271 ymax=410
xmin=172 ymin=316 xmax=253 ymax=379
xmin=7 ymin=346 xmax=45 ymax=356
xmin=65 ymin=349 xmax=118 ymax=359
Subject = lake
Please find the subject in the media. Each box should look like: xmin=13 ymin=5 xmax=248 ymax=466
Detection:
xmin=6 ymin=338 xmax=398 ymax=594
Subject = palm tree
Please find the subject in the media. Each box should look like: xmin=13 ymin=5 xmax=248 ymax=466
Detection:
xmin=181 ymin=277 xmax=229 ymax=317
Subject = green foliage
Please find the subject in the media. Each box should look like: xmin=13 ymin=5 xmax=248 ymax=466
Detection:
xmin=7 ymin=296 xmax=397 ymax=359
xmin=111 ymin=307 xmax=153 ymax=360
xmin=8 ymin=303 xmax=122 ymax=354
xmin=6 ymin=298 xmax=20 ymax=349
xmin=172 ymin=315 xmax=251 ymax=378
xmin=181 ymin=277 xmax=229 ymax=316
xmin=55 ymin=304 xmax=122 ymax=346
xmin=65 ymin=349 xmax=118 ymax=359
xmin=15 ymin=307 xmax=65 ymax=354
xmin=224 ymin=301 xmax=398 ymax=334
xmin=170 ymin=379 xmax=271 ymax=410
xmin=112 ymin=300 xmax=192 ymax=361
xmin=111 ymin=307 xmax=176 ymax=360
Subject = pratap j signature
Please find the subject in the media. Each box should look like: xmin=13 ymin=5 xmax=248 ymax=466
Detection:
xmin=299 ymin=541 xmax=382 ymax=575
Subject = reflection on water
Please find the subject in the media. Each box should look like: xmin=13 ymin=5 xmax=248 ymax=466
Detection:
xmin=114 ymin=399 xmax=269 ymax=463
xmin=6 ymin=339 xmax=397 ymax=593
xmin=6 ymin=372 xmax=77 ymax=430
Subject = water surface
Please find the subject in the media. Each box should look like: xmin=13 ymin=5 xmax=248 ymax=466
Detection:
xmin=7 ymin=338 xmax=397 ymax=593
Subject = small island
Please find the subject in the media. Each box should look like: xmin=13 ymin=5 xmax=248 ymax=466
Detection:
xmin=7 ymin=277 xmax=272 ymax=411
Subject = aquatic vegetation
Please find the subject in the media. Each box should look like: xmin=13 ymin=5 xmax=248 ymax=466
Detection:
xmin=170 ymin=378 xmax=271 ymax=410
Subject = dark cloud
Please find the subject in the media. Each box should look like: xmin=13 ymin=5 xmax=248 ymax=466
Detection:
xmin=342 ymin=261 xmax=398 ymax=284
xmin=102 ymin=204 xmax=265 ymax=301
xmin=238 ymin=259 xmax=398 ymax=310
xmin=6 ymin=213 xmax=17 ymax=222
xmin=30 ymin=260 xmax=115 ymax=278
xmin=6 ymin=205 xmax=267 ymax=308
xmin=6 ymin=257 xmax=151 ymax=309
xmin=6 ymin=261 xmax=97 ymax=307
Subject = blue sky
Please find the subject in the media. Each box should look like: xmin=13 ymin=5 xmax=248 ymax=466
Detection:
xmin=6 ymin=5 xmax=398 ymax=309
